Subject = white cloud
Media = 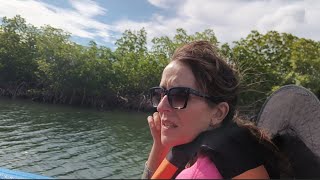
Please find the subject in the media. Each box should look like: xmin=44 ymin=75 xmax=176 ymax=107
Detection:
xmin=257 ymin=4 xmax=306 ymax=32
xmin=0 ymin=0 xmax=111 ymax=42
xmin=116 ymin=0 xmax=320 ymax=45
xmin=147 ymin=0 xmax=182 ymax=9
xmin=69 ymin=0 xmax=106 ymax=17
xmin=1 ymin=0 xmax=319 ymax=46
xmin=147 ymin=0 xmax=169 ymax=8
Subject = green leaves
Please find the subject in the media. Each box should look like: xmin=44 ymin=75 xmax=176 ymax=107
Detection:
xmin=151 ymin=28 xmax=218 ymax=59
xmin=229 ymin=30 xmax=319 ymax=114
xmin=1 ymin=15 xmax=319 ymax=111
xmin=0 ymin=15 xmax=38 ymax=84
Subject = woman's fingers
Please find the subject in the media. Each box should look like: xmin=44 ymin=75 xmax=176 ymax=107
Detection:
xmin=148 ymin=112 xmax=162 ymax=144
xmin=148 ymin=115 xmax=156 ymax=133
xmin=153 ymin=112 xmax=161 ymax=131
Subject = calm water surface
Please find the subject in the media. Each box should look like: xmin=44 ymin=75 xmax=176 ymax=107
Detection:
xmin=0 ymin=98 xmax=152 ymax=179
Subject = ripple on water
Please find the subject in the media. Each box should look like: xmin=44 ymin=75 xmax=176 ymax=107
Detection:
xmin=0 ymin=99 xmax=151 ymax=178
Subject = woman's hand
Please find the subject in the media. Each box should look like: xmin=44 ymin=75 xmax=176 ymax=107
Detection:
xmin=145 ymin=112 xmax=170 ymax=175
xmin=147 ymin=112 xmax=162 ymax=147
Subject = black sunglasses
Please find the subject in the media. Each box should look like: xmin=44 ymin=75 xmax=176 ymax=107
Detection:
xmin=150 ymin=87 xmax=224 ymax=109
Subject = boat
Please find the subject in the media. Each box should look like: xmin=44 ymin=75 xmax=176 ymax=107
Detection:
xmin=0 ymin=167 xmax=52 ymax=179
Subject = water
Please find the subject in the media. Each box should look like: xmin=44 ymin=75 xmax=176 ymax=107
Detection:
xmin=0 ymin=98 xmax=152 ymax=179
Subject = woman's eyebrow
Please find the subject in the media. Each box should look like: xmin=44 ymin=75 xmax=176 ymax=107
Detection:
xmin=159 ymin=85 xmax=166 ymax=89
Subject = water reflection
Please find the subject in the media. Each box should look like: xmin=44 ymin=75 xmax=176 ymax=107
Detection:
xmin=0 ymin=98 xmax=151 ymax=178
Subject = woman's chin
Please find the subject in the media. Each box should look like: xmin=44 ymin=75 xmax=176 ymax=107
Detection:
xmin=161 ymin=136 xmax=186 ymax=148
xmin=161 ymin=136 xmax=175 ymax=148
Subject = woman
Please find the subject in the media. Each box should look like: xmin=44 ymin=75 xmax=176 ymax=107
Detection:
xmin=142 ymin=41 xmax=279 ymax=179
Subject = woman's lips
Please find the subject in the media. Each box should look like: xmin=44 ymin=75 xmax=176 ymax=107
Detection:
xmin=162 ymin=120 xmax=178 ymax=129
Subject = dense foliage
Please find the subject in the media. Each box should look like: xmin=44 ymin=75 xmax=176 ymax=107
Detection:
xmin=1 ymin=15 xmax=319 ymax=114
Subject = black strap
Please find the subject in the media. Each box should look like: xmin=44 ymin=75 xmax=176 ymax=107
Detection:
xmin=199 ymin=123 xmax=277 ymax=178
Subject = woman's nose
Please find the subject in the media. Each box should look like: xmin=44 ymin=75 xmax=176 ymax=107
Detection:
xmin=157 ymin=95 xmax=172 ymax=112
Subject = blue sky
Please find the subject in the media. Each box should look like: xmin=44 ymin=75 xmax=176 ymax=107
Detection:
xmin=1 ymin=0 xmax=319 ymax=48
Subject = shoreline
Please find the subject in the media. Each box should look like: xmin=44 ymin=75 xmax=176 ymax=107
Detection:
xmin=0 ymin=92 xmax=154 ymax=113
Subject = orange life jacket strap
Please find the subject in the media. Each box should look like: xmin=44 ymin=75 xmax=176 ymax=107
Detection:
xmin=151 ymin=158 xmax=179 ymax=179
xmin=232 ymin=165 xmax=270 ymax=179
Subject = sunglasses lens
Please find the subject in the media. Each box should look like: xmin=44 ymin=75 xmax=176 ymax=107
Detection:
xmin=169 ymin=88 xmax=189 ymax=109
xmin=150 ymin=88 xmax=163 ymax=107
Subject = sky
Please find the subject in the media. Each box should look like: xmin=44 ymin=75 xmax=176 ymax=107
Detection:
xmin=0 ymin=0 xmax=319 ymax=48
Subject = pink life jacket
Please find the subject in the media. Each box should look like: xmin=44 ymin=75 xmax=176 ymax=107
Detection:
xmin=176 ymin=156 xmax=222 ymax=179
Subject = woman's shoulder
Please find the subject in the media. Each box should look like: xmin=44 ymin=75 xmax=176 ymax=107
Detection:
xmin=200 ymin=123 xmax=275 ymax=178
xmin=201 ymin=122 xmax=260 ymax=150
xmin=201 ymin=123 xmax=267 ymax=163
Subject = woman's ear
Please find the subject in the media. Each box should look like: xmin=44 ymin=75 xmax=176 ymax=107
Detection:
xmin=211 ymin=102 xmax=229 ymax=125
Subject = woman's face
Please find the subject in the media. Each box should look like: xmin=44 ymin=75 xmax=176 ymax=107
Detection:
xmin=157 ymin=61 xmax=215 ymax=147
